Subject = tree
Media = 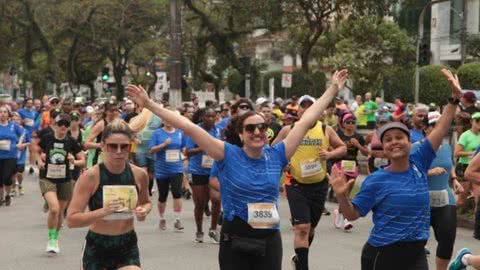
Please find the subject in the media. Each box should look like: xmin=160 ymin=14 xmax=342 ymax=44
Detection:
xmin=419 ymin=65 xmax=455 ymax=104
xmin=466 ymin=34 xmax=480 ymax=60
xmin=458 ymin=63 xmax=480 ymax=90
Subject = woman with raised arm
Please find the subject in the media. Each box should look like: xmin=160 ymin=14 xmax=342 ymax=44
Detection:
xmin=329 ymin=68 xmax=463 ymax=270
xmin=128 ymin=69 xmax=348 ymax=270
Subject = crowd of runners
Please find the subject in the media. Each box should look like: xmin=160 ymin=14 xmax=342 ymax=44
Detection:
xmin=0 ymin=68 xmax=480 ymax=269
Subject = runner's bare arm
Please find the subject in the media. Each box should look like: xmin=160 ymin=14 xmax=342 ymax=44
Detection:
xmin=73 ymin=151 xmax=86 ymax=168
xmin=128 ymin=85 xmax=225 ymax=161
xmin=325 ymin=126 xmax=347 ymax=159
xmin=84 ymin=121 xmax=104 ymax=150
xmin=454 ymin=144 xmax=474 ymax=158
xmin=283 ymin=70 xmax=348 ymax=159
xmin=465 ymin=154 xmax=480 ymax=185
xmin=132 ymin=165 xmax=151 ymax=221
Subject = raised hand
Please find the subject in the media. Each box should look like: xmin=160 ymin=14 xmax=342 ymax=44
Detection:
xmin=441 ymin=68 xmax=462 ymax=100
xmin=328 ymin=164 xmax=355 ymax=197
xmin=331 ymin=69 xmax=349 ymax=90
xmin=127 ymin=84 xmax=150 ymax=108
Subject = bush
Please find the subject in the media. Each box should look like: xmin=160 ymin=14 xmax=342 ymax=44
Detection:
xmin=261 ymin=69 xmax=327 ymax=98
xmin=383 ymin=66 xmax=415 ymax=103
xmin=458 ymin=63 xmax=480 ymax=90
xmin=418 ymin=65 xmax=455 ymax=105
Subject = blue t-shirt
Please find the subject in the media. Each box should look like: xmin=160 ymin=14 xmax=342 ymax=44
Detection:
xmin=352 ymin=139 xmax=436 ymax=247
xmin=217 ymin=142 xmax=288 ymax=227
xmin=210 ymin=161 xmax=219 ymax=178
xmin=17 ymin=131 xmax=31 ymax=165
xmin=0 ymin=121 xmax=24 ymax=159
xmin=216 ymin=117 xmax=230 ymax=132
xmin=149 ymin=128 xmax=184 ymax=178
xmin=18 ymin=108 xmax=37 ymax=134
xmin=412 ymin=142 xmax=455 ymax=206
xmin=410 ymin=128 xmax=425 ymax=144
xmin=137 ymin=114 xmax=162 ymax=155
xmin=186 ymin=124 xmax=221 ymax=176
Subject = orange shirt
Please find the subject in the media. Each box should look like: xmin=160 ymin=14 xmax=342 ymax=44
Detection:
xmin=40 ymin=111 xmax=51 ymax=129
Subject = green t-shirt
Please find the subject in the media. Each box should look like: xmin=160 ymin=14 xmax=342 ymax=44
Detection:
xmin=355 ymin=105 xmax=368 ymax=126
xmin=458 ymin=130 xmax=480 ymax=164
xmin=365 ymin=101 xmax=378 ymax=122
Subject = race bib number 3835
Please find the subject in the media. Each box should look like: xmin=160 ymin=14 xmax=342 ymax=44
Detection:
xmin=247 ymin=203 xmax=280 ymax=229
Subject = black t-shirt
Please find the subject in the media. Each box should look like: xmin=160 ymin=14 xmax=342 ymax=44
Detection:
xmin=267 ymin=122 xmax=282 ymax=144
xmin=36 ymin=126 xmax=54 ymax=140
xmin=39 ymin=134 xmax=82 ymax=182
xmin=462 ymin=105 xmax=479 ymax=116
xmin=337 ymin=130 xmax=365 ymax=161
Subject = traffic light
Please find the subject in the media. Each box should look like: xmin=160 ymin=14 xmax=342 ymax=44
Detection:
xmin=102 ymin=67 xmax=110 ymax=81
xmin=419 ymin=42 xmax=430 ymax=66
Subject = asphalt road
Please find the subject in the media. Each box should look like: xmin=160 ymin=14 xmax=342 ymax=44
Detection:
xmin=1 ymin=171 xmax=480 ymax=270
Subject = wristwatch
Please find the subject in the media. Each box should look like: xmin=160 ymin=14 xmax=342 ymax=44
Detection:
xmin=448 ymin=97 xmax=460 ymax=105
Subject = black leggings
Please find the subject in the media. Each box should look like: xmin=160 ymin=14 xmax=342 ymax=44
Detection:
xmin=431 ymin=205 xmax=456 ymax=259
xmin=156 ymin=174 xmax=183 ymax=203
xmin=0 ymin=158 xmax=16 ymax=187
xmin=219 ymin=217 xmax=282 ymax=270
xmin=361 ymin=241 xmax=427 ymax=270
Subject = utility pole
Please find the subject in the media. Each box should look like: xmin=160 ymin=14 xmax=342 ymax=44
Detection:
xmin=169 ymin=0 xmax=182 ymax=108
xmin=460 ymin=0 xmax=468 ymax=64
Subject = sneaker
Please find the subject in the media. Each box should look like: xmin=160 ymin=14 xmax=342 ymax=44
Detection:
xmin=174 ymin=220 xmax=184 ymax=231
xmin=333 ymin=209 xmax=344 ymax=229
xmin=46 ymin=239 xmax=57 ymax=254
xmin=195 ymin=232 xmax=204 ymax=243
xmin=323 ymin=208 xmax=331 ymax=216
xmin=290 ymin=254 xmax=299 ymax=270
xmin=53 ymin=240 xmax=60 ymax=253
xmin=10 ymin=190 xmax=16 ymax=197
xmin=29 ymin=167 xmax=34 ymax=175
xmin=343 ymin=219 xmax=353 ymax=232
xmin=425 ymin=247 xmax=430 ymax=256
xmin=208 ymin=229 xmax=220 ymax=244
xmin=19 ymin=185 xmax=24 ymax=196
xmin=159 ymin=219 xmax=166 ymax=231
xmin=5 ymin=195 xmax=11 ymax=206
xmin=448 ymin=248 xmax=471 ymax=270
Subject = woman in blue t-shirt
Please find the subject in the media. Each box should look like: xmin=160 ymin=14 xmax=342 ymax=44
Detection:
xmin=127 ymin=69 xmax=348 ymax=270
xmin=12 ymin=112 xmax=31 ymax=197
xmin=330 ymin=69 xmax=462 ymax=270
xmin=149 ymin=114 xmax=185 ymax=232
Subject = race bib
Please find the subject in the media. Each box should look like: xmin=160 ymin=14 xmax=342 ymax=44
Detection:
xmin=46 ymin=164 xmax=67 ymax=179
xmin=341 ymin=160 xmax=357 ymax=173
xmin=201 ymin=155 xmax=214 ymax=168
xmin=166 ymin=149 xmax=180 ymax=162
xmin=430 ymin=190 xmax=449 ymax=208
xmin=300 ymin=159 xmax=322 ymax=178
xmin=103 ymin=185 xmax=138 ymax=220
xmin=374 ymin=158 xmax=389 ymax=168
xmin=0 ymin=140 xmax=11 ymax=151
xmin=247 ymin=203 xmax=280 ymax=229
xmin=24 ymin=118 xmax=34 ymax=127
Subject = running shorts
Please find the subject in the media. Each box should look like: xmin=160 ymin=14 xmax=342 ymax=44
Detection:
xmin=156 ymin=174 xmax=183 ymax=202
xmin=191 ymin=174 xmax=210 ymax=186
xmin=286 ymin=178 xmax=328 ymax=227
xmin=0 ymin=158 xmax=16 ymax=187
xmin=39 ymin=179 xmax=72 ymax=201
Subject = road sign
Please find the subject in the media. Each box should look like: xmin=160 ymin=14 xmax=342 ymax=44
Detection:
xmin=281 ymin=73 xmax=292 ymax=88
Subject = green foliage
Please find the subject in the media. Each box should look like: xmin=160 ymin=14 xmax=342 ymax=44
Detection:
xmin=258 ymin=70 xmax=327 ymax=98
xmin=418 ymin=65 xmax=455 ymax=104
xmin=383 ymin=66 xmax=415 ymax=102
xmin=458 ymin=63 xmax=480 ymax=90
xmin=466 ymin=34 xmax=480 ymax=59
xmin=226 ymin=70 xmax=243 ymax=95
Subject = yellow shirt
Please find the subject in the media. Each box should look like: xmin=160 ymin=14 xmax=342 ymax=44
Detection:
xmin=289 ymin=122 xmax=329 ymax=184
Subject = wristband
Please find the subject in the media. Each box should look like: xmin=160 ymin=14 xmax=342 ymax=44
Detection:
xmin=448 ymin=97 xmax=460 ymax=105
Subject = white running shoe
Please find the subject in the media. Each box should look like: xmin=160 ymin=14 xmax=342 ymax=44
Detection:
xmin=333 ymin=209 xmax=344 ymax=229
xmin=343 ymin=219 xmax=353 ymax=232
xmin=46 ymin=239 xmax=57 ymax=254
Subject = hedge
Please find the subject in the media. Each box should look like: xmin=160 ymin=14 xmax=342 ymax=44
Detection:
xmin=260 ymin=70 xmax=327 ymax=98
xmin=418 ymin=65 xmax=455 ymax=104
xmin=458 ymin=63 xmax=480 ymax=90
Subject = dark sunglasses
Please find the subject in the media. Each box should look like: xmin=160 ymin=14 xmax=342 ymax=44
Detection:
xmin=239 ymin=104 xmax=251 ymax=110
xmin=56 ymin=120 xmax=70 ymax=127
xmin=474 ymin=118 xmax=480 ymax=123
xmin=345 ymin=120 xmax=356 ymax=125
xmin=243 ymin=123 xmax=268 ymax=134
xmin=106 ymin=143 xmax=131 ymax=153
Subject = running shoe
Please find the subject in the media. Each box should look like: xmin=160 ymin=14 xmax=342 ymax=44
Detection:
xmin=5 ymin=195 xmax=11 ymax=206
xmin=46 ymin=239 xmax=57 ymax=254
xmin=333 ymin=209 xmax=344 ymax=229
xmin=174 ymin=220 xmax=184 ymax=231
xmin=159 ymin=219 xmax=167 ymax=231
xmin=195 ymin=232 xmax=204 ymax=243
xmin=53 ymin=240 xmax=60 ymax=254
xmin=18 ymin=185 xmax=24 ymax=196
xmin=323 ymin=208 xmax=331 ymax=216
xmin=343 ymin=219 xmax=353 ymax=232
xmin=0 ymin=199 xmax=4 ymax=207
xmin=448 ymin=248 xmax=471 ymax=270
xmin=208 ymin=229 xmax=220 ymax=244
xmin=29 ymin=167 xmax=34 ymax=175
xmin=290 ymin=254 xmax=299 ymax=270
xmin=10 ymin=190 xmax=16 ymax=197
xmin=425 ymin=247 xmax=430 ymax=256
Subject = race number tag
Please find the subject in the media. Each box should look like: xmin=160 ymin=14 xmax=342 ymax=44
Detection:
xmin=165 ymin=150 xmax=180 ymax=162
xmin=103 ymin=185 xmax=138 ymax=220
xmin=429 ymin=190 xmax=449 ymax=208
xmin=46 ymin=164 xmax=67 ymax=179
xmin=24 ymin=118 xmax=34 ymax=127
xmin=201 ymin=155 xmax=214 ymax=168
xmin=341 ymin=160 xmax=357 ymax=173
xmin=0 ymin=140 xmax=11 ymax=151
xmin=300 ymin=159 xmax=322 ymax=178
xmin=374 ymin=158 xmax=389 ymax=168
xmin=247 ymin=203 xmax=280 ymax=229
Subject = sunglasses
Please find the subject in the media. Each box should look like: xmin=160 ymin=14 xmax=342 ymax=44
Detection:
xmin=239 ymin=105 xmax=251 ymax=110
xmin=56 ymin=120 xmax=70 ymax=127
xmin=475 ymin=119 xmax=480 ymax=122
xmin=106 ymin=143 xmax=131 ymax=153
xmin=243 ymin=123 xmax=268 ymax=134
xmin=345 ymin=120 xmax=356 ymax=125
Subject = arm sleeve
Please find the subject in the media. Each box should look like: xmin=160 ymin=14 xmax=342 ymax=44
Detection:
xmin=148 ymin=132 xmax=159 ymax=148
xmin=185 ymin=136 xmax=196 ymax=150
xmin=351 ymin=177 xmax=377 ymax=217
xmin=411 ymin=139 xmax=436 ymax=171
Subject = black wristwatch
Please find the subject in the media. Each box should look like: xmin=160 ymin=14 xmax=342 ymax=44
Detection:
xmin=448 ymin=97 xmax=460 ymax=105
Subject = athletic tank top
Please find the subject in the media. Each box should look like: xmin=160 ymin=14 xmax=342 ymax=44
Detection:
xmin=289 ymin=121 xmax=329 ymax=184
xmin=88 ymin=163 xmax=136 ymax=211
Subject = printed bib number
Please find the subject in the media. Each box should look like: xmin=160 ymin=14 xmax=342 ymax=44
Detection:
xmin=24 ymin=119 xmax=34 ymax=127
xmin=300 ymin=159 xmax=322 ymax=178
xmin=430 ymin=190 xmax=449 ymax=208
xmin=374 ymin=158 xmax=389 ymax=168
xmin=341 ymin=160 xmax=357 ymax=173
xmin=46 ymin=164 xmax=67 ymax=179
xmin=247 ymin=203 xmax=280 ymax=229
xmin=0 ymin=140 xmax=11 ymax=151
xmin=201 ymin=155 xmax=214 ymax=168
xmin=165 ymin=150 xmax=180 ymax=162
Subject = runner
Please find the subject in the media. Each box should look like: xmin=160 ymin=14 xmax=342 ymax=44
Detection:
xmin=449 ymin=248 xmax=480 ymax=269
xmin=0 ymin=106 xmax=24 ymax=206
xmin=127 ymin=69 xmax=348 ymax=270
xmin=67 ymin=119 xmax=151 ymax=270
xmin=11 ymin=112 xmax=31 ymax=196
xmin=365 ymin=117 xmax=389 ymax=174
xmin=17 ymin=97 xmax=38 ymax=173
xmin=410 ymin=105 xmax=428 ymax=143
xmin=364 ymin=92 xmax=378 ymax=130
xmin=465 ymin=146 xmax=480 ymax=240
xmin=36 ymin=113 xmax=85 ymax=254
xmin=149 ymin=112 xmax=185 ymax=231
xmin=259 ymin=103 xmax=282 ymax=144
xmin=68 ymin=111 xmax=84 ymax=184
xmin=329 ymin=68 xmax=461 ymax=270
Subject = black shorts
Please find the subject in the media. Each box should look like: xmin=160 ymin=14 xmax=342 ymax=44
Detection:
xmin=367 ymin=121 xmax=376 ymax=130
xmin=285 ymin=179 xmax=329 ymax=227
xmin=0 ymin=159 xmax=16 ymax=187
xmin=156 ymin=174 xmax=183 ymax=202
xmin=191 ymin=174 xmax=210 ymax=186
xmin=16 ymin=164 xmax=25 ymax=173
xmin=82 ymin=230 xmax=140 ymax=270
xmin=455 ymin=163 xmax=469 ymax=181
xmin=361 ymin=241 xmax=427 ymax=270
xmin=431 ymin=205 xmax=456 ymax=259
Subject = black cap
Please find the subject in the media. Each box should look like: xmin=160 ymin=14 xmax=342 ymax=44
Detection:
xmin=377 ymin=122 xmax=410 ymax=142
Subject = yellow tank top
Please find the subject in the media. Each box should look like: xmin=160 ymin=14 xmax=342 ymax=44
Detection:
xmin=290 ymin=121 xmax=329 ymax=184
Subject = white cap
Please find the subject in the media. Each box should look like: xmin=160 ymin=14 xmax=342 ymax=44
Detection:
xmin=428 ymin=111 xmax=441 ymax=125
xmin=86 ymin=106 xmax=94 ymax=114
xmin=255 ymin=97 xmax=268 ymax=106
xmin=299 ymin=95 xmax=315 ymax=105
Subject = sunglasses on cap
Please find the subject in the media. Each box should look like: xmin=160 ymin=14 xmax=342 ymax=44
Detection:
xmin=243 ymin=123 xmax=268 ymax=134
xmin=105 ymin=143 xmax=131 ymax=153
xmin=56 ymin=119 xmax=70 ymax=127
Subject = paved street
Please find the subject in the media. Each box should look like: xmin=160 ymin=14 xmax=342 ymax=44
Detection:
xmin=2 ymin=172 xmax=480 ymax=270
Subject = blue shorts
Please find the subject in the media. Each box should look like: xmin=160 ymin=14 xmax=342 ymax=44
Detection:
xmin=134 ymin=153 xmax=154 ymax=173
